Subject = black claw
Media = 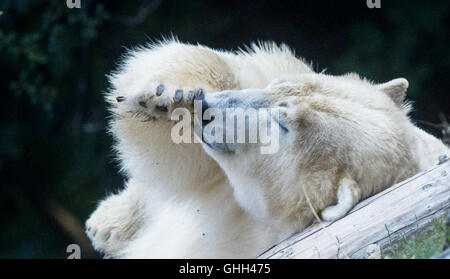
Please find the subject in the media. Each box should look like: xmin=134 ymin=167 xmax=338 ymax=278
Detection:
xmin=196 ymin=88 xmax=204 ymax=99
xmin=93 ymin=230 xmax=97 ymax=237
xmin=116 ymin=96 xmax=125 ymax=102
xmin=187 ymin=91 xmax=195 ymax=102
xmin=139 ymin=101 xmax=147 ymax=108
xmin=105 ymin=233 xmax=111 ymax=241
xmin=174 ymin=89 xmax=183 ymax=102
xmin=87 ymin=226 xmax=91 ymax=232
xmin=156 ymin=85 xmax=165 ymax=96
xmin=156 ymin=104 xmax=168 ymax=112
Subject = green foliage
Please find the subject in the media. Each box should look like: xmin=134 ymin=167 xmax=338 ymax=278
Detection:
xmin=383 ymin=217 xmax=448 ymax=259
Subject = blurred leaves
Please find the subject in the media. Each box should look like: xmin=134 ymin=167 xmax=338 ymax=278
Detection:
xmin=329 ymin=1 xmax=450 ymax=125
xmin=0 ymin=0 xmax=110 ymax=113
xmin=0 ymin=0 xmax=116 ymax=258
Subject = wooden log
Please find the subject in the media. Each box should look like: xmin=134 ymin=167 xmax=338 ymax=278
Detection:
xmin=258 ymin=159 xmax=450 ymax=259
xmin=432 ymin=248 xmax=450 ymax=259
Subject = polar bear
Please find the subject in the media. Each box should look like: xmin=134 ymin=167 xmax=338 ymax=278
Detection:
xmin=85 ymin=40 xmax=449 ymax=258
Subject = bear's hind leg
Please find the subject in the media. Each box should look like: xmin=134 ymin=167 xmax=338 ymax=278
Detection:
xmin=320 ymin=176 xmax=361 ymax=222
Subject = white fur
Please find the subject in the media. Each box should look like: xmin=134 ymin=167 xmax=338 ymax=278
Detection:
xmin=85 ymin=40 xmax=449 ymax=258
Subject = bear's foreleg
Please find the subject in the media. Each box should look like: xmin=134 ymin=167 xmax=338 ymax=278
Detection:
xmin=85 ymin=185 xmax=144 ymax=258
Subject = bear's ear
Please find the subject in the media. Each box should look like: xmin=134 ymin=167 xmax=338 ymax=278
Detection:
xmin=376 ymin=78 xmax=409 ymax=106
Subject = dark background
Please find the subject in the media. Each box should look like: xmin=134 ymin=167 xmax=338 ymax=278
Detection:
xmin=0 ymin=0 xmax=449 ymax=258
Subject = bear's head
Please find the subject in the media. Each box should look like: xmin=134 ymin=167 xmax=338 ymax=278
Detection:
xmin=196 ymin=73 xmax=417 ymax=230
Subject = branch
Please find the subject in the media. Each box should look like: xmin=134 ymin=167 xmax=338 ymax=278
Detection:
xmin=46 ymin=198 xmax=96 ymax=257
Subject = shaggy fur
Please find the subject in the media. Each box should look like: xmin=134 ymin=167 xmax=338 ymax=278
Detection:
xmin=85 ymin=40 xmax=449 ymax=258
